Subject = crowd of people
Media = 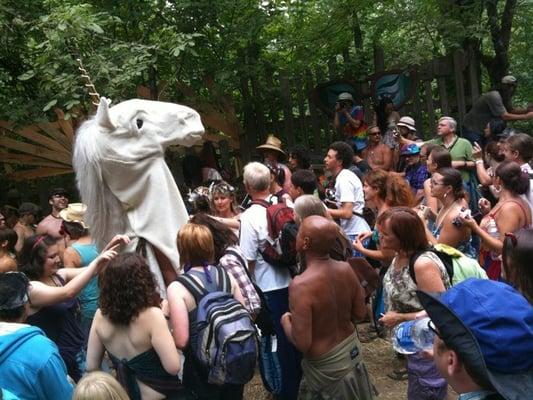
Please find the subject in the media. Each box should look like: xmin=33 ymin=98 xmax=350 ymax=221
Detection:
xmin=1 ymin=76 xmax=533 ymax=400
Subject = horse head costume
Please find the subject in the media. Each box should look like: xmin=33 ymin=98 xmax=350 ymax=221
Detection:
xmin=73 ymin=98 xmax=204 ymax=293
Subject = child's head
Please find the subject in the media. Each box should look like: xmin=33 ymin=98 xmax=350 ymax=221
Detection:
xmin=72 ymin=372 xmax=129 ymax=400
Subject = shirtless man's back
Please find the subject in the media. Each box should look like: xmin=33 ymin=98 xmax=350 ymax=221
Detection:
xmin=282 ymin=216 xmax=374 ymax=399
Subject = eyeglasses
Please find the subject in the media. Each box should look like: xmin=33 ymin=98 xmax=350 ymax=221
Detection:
xmin=427 ymin=319 xmax=441 ymax=339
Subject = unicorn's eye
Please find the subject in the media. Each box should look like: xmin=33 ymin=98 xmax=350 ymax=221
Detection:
xmin=136 ymin=119 xmax=143 ymax=129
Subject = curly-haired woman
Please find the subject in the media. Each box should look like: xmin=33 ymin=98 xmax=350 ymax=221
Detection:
xmin=19 ymin=234 xmax=122 ymax=382
xmin=87 ymin=252 xmax=182 ymax=400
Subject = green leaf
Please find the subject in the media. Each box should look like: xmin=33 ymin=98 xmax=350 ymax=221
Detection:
xmin=18 ymin=71 xmax=35 ymax=81
xmin=42 ymin=99 xmax=57 ymax=112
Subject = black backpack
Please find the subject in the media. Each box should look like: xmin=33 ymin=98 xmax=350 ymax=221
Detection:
xmin=408 ymin=247 xmax=454 ymax=284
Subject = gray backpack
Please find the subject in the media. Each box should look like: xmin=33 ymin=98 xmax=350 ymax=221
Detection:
xmin=177 ymin=266 xmax=258 ymax=385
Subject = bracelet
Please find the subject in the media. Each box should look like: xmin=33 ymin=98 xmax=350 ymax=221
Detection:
xmin=475 ymin=160 xmax=483 ymax=164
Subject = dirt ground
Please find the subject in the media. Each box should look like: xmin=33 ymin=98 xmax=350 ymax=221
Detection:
xmin=243 ymin=323 xmax=456 ymax=399
xmin=243 ymin=323 xmax=406 ymax=400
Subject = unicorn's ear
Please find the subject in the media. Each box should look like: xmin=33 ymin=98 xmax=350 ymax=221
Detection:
xmin=95 ymin=97 xmax=114 ymax=130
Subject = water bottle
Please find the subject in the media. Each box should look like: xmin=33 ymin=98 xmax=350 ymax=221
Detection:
xmin=391 ymin=317 xmax=435 ymax=354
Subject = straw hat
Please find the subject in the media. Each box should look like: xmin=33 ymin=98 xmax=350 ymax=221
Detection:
xmin=256 ymin=135 xmax=286 ymax=156
xmin=59 ymin=203 xmax=89 ymax=228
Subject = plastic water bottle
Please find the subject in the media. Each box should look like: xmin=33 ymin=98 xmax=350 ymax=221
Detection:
xmin=391 ymin=318 xmax=435 ymax=354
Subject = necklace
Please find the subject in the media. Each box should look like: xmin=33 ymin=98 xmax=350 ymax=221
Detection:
xmin=435 ymin=199 xmax=459 ymax=231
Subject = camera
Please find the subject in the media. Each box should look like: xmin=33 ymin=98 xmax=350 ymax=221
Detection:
xmin=452 ymin=208 xmax=471 ymax=227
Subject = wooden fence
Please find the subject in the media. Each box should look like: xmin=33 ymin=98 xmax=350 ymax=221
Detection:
xmin=239 ymin=45 xmax=481 ymax=163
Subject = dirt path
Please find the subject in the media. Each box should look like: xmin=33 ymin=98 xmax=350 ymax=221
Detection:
xmin=243 ymin=323 xmax=408 ymax=399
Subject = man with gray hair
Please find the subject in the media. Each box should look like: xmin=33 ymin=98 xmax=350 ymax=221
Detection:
xmin=239 ymin=161 xmax=302 ymax=399
xmin=427 ymin=117 xmax=475 ymax=182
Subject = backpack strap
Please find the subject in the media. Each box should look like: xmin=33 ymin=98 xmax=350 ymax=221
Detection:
xmin=176 ymin=273 xmax=208 ymax=304
xmin=408 ymin=247 xmax=454 ymax=285
xmin=215 ymin=264 xmax=231 ymax=293
xmin=250 ymin=199 xmax=271 ymax=208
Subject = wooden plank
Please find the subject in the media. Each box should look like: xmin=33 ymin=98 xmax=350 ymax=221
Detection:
xmin=239 ymin=76 xmax=254 ymax=162
xmin=7 ymin=167 xmax=73 ymax=181
xmin=327 ymin=57 xmax=338 ymax=79
xmin=35 ymin=122 xmax=72 ymax=150
xmin=424 ymin=80 xmax=436 ymax=135
xmin=1 ymin=154 xmax=70 ymax=168
xmin=294 ymin=74 xmax=309 ymax=148
xmin=54 ymin=108 xmax=75 ymax=144
xmin=467 ymin=44 xmax=480 ymax=104
xmin=218 ymin=140 xmax=231 ymax=175
xmin=306 ymin=70 xmax=321 ymax=152
xmin=373 ymin=44 xmax=385 ymax=73
xmin=314 ymin=67 xmax=333 ymax=148
xmin=412 ymin=80 xmax=423 ymax=137
xmin=0 ymin=137 xmax=72 ymax=165
xmin=264 ymin=72 xmax=280 ymax=137
xmin=250 ymin=75 xmax=266 ymax=143
xmin=437 ymin=77 xmax=450 ymax=116
xmin=279 ymin=73 xmax=295 ymax=148
xmin=452 ymin=49 xmax=467 ymax=126
xmin=0 ymin=121 xmax=70 ymax=153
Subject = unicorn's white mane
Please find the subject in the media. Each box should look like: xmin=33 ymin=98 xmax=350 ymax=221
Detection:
xmin=73 ymin=98 xmax=204 ymax=275
xmin=73 ymin=115 xmax=129 ymax=251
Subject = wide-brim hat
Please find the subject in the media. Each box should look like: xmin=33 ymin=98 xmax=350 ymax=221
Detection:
xmin=397 ymin=116 xmax=417 ymax=131
xmin=256 ymin=135 xmax=286 ymax=157
xmin=59 ymin=203 xmax=89 ymax=229
xmin=418 ymin=279 xmax=533 ymax=400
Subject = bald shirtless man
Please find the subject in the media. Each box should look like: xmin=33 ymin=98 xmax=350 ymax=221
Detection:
xmin=281 ymin=216 xmax=374 ymax=400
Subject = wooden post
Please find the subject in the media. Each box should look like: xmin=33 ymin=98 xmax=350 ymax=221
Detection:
xmin=467 ymin=44 xmax=480 ymax=105
xmin=373 ymin=44 xmax=385 ymax=72
xmin=437 ymin=77 xmax=450 ymax=116
xmin=264 ymin=72 xmax=280 ymax=137
xmin=218 ymin=140 xmax=231 ymax=175
xmin=280 ymin=73 xmax=295 ymax=148
xmin=412 ymin=81 xmax=423 ymax=137
xmin=250 ymin=76 xmax=266 ymax=143
xmin=306 ymin=70 xmax=321 ymax=152
xmin=327 ymin=57 xmax=338 ymax=79
xmin=294 ymin=74 xmax=309 ymax=148
xmin=239 ymin=77 xmax=255 ymax=162
xmin=424 ymin=80 xmax=436 ymax=135
xmin=453 ymin=49 xmax=467 ymax=127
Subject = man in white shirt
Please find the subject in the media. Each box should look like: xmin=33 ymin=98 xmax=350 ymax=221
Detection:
xmin=239 ymin=161 xmax=301 ymax=399
xmin=324 ymin=141 xmax=370 ymax=254
xmin=501 ymin=133 xmax=533 ymax=212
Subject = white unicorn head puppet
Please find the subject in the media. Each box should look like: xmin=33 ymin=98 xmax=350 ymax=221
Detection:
xmin=73 ymin=98 xmax=204 ymax=293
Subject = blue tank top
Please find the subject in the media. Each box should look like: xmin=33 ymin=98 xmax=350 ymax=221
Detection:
xmin=71 ymin=242 xmax=99 ymax=319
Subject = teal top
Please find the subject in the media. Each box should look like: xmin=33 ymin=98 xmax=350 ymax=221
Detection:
xmin=71 ymin=242 xmax=99 ymax=319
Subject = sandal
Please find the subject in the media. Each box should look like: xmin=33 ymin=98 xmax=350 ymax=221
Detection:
xmin=387 ymin=368 xmax=408 ymax=381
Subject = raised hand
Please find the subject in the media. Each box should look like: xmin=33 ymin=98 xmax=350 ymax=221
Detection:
xmin=103 ymin=234 xmax=131 ymax=252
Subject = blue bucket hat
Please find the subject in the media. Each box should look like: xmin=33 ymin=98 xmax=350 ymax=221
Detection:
xmin=418 ymin=279 xmax=533 ymax=400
